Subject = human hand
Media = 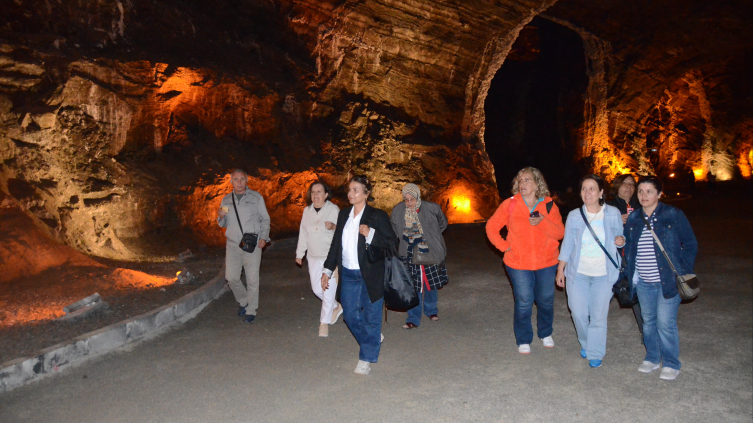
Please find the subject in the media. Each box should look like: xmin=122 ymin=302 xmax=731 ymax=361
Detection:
xmin=218 ymin=207 xmax=228 ymax=219
xmin=621 ymin=214 xmax=628 ymax=224
xmin=529 ymin=216 xmax=544 ymax=226
xmin=359 ymin=224 xmax=371 ymax=237
xmin=321 ymin=274 xmax=330 ymax=290
xmin=325 ymin=221 xmax=336 ymax=230
xmin=556 ymin=270 xmax=566 ymax=288
xmin=258 ymin=239 xmax=267 ymax=249
xmin=614 ymin=236 xmax=625 ymax=247
xmin=295 ymin=258 xmax=302 ymax=266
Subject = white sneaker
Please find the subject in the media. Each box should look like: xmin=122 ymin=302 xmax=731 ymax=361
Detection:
xmin=331 ymin=303 xmax=343 ymax=324
xmin=354 ymin=360 xmax=371 ymax=375
xmin=541 ymin=336 xmax=555 ymax=348
xmin=318 ymin=323 xmax=328 ymax=338
xmin=638 ymin=361 xmax=660 ymax=373
xmin=380 ymin=333 xmax=384 ymax=343
xmin=518 ymin=344 xmax=531 ymax=354
xmin=659 ymin=367 xmax=680 ymax=381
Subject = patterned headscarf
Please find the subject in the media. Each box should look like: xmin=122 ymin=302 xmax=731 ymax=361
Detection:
xmin=402 ymin=183 xmax=425 ymax=245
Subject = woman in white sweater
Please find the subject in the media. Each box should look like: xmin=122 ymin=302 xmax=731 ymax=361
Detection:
xmin=296 ymin=180 xmax=342 ymax=337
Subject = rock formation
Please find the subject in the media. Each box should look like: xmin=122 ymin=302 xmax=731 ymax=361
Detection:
xmin=0 ymin=0 xmax=750 ymax=261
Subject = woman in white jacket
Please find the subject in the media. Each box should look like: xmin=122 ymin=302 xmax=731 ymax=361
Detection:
xmin=296 ymin=180 xmax=342 ymax=337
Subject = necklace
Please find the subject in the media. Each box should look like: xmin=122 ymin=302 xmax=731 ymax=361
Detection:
xmin=586 ymin=205 xmax=602 ymax=224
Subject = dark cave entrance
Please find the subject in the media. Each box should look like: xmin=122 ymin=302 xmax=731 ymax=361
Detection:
xmin=484 ymin=16 xmax=588 ymax=197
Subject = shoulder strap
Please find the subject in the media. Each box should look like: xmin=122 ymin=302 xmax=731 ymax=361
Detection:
xmin=231 ymin=193 xmax=245 ymax=234
xmin=579 ymin=207 xmax=619 ymax=269
xmin=546 ymin=200 xmax=553 ymax=214
xmin=640 ymin=213 xmax=680 ymax=276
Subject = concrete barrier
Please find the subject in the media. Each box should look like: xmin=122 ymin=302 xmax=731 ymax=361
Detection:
xmin=0 ymin=270 xmax=226 ymax=393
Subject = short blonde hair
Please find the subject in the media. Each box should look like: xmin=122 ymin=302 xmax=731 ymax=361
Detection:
xmin=511 ymin=167 xmax=550 ymax=198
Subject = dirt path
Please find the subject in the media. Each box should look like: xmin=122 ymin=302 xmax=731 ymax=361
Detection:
xmin=1 ymin=183 xmax=751 ymax=422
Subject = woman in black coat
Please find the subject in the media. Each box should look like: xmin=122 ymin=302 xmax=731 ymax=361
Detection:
xmin=321 ymin=175 xmax=397 ymax=375
xmin=607 ymin=174 xmax=640 ymax=224
xmin=606 ymin=173 xmax=643 ymax=335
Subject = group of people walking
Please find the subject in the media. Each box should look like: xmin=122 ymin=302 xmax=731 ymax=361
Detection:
xmin=296 ymin=177 xmax=448 ymax=375
xmin=217 ymin=167 xmax=697 ymax=381
xmin=486 ymin=168 xmax=697 ymax=381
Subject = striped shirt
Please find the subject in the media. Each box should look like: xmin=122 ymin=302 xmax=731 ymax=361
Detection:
xmin=636 ymin=216 xmax=661 ymax=283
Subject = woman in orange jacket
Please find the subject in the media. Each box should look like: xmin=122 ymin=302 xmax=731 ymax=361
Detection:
xmin=486 ymin=167 xmax=565 ymax=354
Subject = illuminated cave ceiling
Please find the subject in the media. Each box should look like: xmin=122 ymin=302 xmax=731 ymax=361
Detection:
xmin=0 ymin=0 xmax=750 ymax=259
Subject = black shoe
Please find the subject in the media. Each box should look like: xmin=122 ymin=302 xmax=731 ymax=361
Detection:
xmin=237 ymin=306 xmax=246 ymax=316
xmin=244 ymin=315 xmax=256 ymax=323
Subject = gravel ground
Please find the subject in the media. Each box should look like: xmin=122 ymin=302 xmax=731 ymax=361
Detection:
xmin=0 ymin=250 xmax=224 ymax=364
xmin=1 ymin=182 xmax=750 ymax=423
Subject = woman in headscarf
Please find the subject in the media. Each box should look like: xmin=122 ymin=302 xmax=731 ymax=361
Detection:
xmin=390 ymin=183 xmax=449 ymax=329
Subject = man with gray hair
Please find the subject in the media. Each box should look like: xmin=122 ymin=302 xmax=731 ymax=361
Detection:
xmin=217 ymin=169 xmax=271 ymax=322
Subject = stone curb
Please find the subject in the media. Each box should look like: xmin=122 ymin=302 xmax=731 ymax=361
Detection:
xmin=0 ymin=269 xmax=227 ymax=394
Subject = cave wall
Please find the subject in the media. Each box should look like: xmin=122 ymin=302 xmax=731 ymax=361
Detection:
xmin=0 ymin=0 xmax=750 ymax=260
xmin=544 ymin=0 xmax=753 ymax=181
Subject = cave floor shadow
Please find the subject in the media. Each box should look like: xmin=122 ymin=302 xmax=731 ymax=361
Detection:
xmin=1 ymin=181 xmax=751 ymax=423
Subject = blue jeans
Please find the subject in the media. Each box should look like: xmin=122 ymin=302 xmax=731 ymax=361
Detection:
xmin=505 ymin=264 xmax=557 ymax=345
xmin=565 ymin=273 xmax=613 ymax=360
xmin=635 ymin=279 xmax=681 ymax=370
xmin=341 ymin=268 xmax=383 ymax=363
xmin=406 ymin=288 xmax=438 ymax=326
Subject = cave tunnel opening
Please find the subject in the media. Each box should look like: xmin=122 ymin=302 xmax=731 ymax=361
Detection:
xmin=484 ymin=16 xmax=589 ymax=198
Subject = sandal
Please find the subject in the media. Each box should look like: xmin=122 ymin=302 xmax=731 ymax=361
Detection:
xmin=429 ymin=315 xmax=439 ymax=321
xmin=402 ymin=322 xmax=418 ymax=329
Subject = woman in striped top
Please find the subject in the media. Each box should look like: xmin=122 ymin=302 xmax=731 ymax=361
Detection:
xmin=623 ymin=176 xmax=698 ymax=381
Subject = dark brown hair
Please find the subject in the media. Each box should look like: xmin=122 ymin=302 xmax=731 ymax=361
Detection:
xmin=580 ymin=174 xmax=605 ymax=205
xmin=610 ymin=174 xmax=637 ymax=198
xmin=305 ymin=180 xmax=332 ymax=205
xmin=637 ymin=175 xmax=663 ymax=194
xmin=349 ymin=175 xmax=374 ymax=202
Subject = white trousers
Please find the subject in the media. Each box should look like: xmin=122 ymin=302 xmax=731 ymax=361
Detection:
xmin=307 ymin=258 xmax=338 ymax=324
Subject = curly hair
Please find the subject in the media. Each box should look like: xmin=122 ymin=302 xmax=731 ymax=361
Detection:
xmin=610 ymin=174 xmax=636 ymax=199
xmin=511 ymin=167 xmax=550 ymax=198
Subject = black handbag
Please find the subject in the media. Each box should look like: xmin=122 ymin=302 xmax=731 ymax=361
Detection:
xmin=232 ymin=193 xmax=258 ymax=253
xmin=640 ymin=214 xmax=700 ymax=300
xmin=383 ymin=253 xmax=420 ymax=311
xmin=579 ymin=208 xmax=636 ymax=306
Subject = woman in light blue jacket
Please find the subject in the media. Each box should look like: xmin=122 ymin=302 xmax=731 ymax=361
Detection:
xmin=556 ymin=174 xmax=625 ymax=368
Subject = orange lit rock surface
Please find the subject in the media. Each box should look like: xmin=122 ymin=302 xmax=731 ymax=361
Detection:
xmin=0 ymin=204 xmax=178 ymax=326
xmin=0 ymin=206 xmax=102 ymax=284
xmin=0 ymin=0 xmax=750 ymax=262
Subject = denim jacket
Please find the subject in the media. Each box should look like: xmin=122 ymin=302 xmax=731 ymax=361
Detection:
xmin=624 ymin=202 xmax=698 ymax=299
xmin=558 ymin=204 xmax=624 ymax=283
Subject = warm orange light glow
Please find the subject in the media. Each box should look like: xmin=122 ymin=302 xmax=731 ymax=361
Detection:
xmin=594 ymin=153 xmax=632 ymax=181
xmin=693 ymin=168 xmax=704 ymax=180
xmin=1 ymin=268 xmax=176 ymax=327
xmin=113 ymin=269 xmax=175 ymax=289
xmin=669 ymin=173 xmax=675 ymax=178
xmin=451 ymin=195 xmax=472 ymax=213
xmin=738 ymin=149 xmax=752 ymax=179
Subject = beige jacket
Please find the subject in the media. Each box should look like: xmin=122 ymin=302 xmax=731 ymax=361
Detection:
xmin=296 ymin=201 xmax=340 ymax=261
xmin=218 ymin=188 xmax=271 ymax=244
